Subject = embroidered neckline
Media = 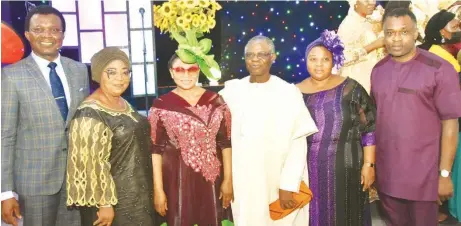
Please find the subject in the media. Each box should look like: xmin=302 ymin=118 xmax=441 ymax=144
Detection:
xmin=302 ymin=77 xmax=349 ymax=95
xmin=78 ymin=99 xmax=138 ymax=122
xmin=170 ymin=90 xmax=208 ymax=107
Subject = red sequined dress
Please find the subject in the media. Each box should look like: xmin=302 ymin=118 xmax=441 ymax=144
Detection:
xmin=148 ymin=90 xmax=233 ymax=226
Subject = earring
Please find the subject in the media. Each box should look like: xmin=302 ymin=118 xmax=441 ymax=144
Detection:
xmin=441 ymin=36 xmax=446 ymax=43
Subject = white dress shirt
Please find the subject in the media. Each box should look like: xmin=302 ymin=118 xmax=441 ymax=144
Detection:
xmin=1 ymin=52 xmax=71 ymax=202
xmin=31 ymin=51 xmax=71 ymax=106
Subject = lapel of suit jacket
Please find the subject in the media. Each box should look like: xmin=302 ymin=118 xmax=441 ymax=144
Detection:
xmin=25 ymin=55 xmax=54 ymax=97
xmin=25 ymin=55 xmax=64 ymax=123
xmin=60 ymin=57 xmax=79 ymax=126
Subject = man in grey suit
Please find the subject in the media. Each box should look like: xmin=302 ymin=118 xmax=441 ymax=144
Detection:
xmin=1 ymin=5 xmax=89 ymax=226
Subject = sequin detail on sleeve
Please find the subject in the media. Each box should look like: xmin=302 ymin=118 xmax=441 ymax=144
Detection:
xmin=148 ymin=107 xmax=160 ymax=144
xmin=361 ymin=132 xmax=376 ymax=146
xmin=223 ymin=104 xmax=232 ymax=139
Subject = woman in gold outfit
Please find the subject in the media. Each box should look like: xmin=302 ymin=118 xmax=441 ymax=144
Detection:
xmin=66 ymin=47 xmax=154 ymax=226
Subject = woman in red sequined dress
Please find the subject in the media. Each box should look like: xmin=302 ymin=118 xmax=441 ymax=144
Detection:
xmin=148 ymin=54 xmax=233 ymax=226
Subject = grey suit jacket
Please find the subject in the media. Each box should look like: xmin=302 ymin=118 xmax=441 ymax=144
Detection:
xmin=1 ymin=55 xmax=89 ymax=196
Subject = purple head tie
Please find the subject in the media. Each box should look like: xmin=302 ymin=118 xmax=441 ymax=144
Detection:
xmin=305 ymin=30 xmax=345 ymax=70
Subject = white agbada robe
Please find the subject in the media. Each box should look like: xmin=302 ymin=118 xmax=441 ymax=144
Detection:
xmin=220 ymin=75 xmax=318 ymax=226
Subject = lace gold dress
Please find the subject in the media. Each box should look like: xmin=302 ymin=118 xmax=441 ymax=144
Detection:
xmin=66 ymin=99 xmax=154 ymax=226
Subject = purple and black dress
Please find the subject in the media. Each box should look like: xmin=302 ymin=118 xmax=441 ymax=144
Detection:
xmin=303 ymin=78 xmax=376 ymax=226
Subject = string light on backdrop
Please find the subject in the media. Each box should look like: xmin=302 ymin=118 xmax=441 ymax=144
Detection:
xmin=154 ymin=1 xmax=385 ymax=84
xmin=220 ymin=1 xmax=348 ymax=84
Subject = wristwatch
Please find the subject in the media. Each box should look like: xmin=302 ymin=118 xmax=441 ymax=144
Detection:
xmin=440 ymin=169 xmax=451 ymax=178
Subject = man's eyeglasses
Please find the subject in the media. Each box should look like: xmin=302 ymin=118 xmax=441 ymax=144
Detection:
xmin=244 ymin=52 xmax=272 ymax=59
xmin=104 ymin=70 xmax=131 ymax=80
xmin=172 ymin=66 xmax=200 ymax=74
xmin=29 ymin=28 xmax=63 ymax=35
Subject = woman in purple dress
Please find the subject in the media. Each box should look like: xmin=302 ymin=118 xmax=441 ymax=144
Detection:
xmin=296 ymin=30 xmax=377 ymax=226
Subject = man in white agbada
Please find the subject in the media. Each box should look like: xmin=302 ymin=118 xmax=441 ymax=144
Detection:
xmin=220 ymin=36 xmax=318 ymax=226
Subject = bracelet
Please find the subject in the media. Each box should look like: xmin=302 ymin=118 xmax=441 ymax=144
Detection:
xmin=364 ymin=162 xmax=375 ymax=168
xmin=100 ymin=204 xmax=112 ymax=208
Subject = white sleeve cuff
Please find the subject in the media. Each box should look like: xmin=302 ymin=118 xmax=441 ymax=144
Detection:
xmin=279 ymin=176 xmax=302 ymax=193
xmin=1 ymin=191 xmax=18 ymax=202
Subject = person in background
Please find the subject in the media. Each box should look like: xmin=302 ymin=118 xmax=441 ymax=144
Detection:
xmin=66 ymin=47 xmax=154 ymax=226
xmin=297 ymin=30 xmax=376 ymax=226
xmin=372 ymin=8 xmax=461 ymax=226
xmin=419 ymin=10 xmax=461 ymax=72
xmin=409 ymin=0 xmax=459 ymax=44
xmin=385 ymin=1 xmax=411 ymax=14
xmin=445 ymin=3 xmax=461 ymax=57
xmin=148 ymin=53 xmax=233 ymax=226
xmin=1 ymin=5 xmax=88 ymax=226
xmin=449 ymin=51 xmax=461 ymax=222
xmin=338 ymin=0 xmax=385 ymax=94
xmin=419 ymin=10 xmax=461 ymax=223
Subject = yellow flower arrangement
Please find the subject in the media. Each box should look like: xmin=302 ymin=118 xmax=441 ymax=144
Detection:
xmin=207 ymin=10 xmax=215 ymax=19
xmin=183 ymin=12 xmax=193 ymax=22
xmin=154 ymin=0 xmax=220 ymax=34
xmin=206 ymin=19 xmax=216 ymax=29
xmin=184 ymin=0 xmax=199 ymax=9
xmin=192 ymin=16 xmax=201 ymax=28
xmin=198 ymin=13 xmax=207 ymax=24
xmin=153 ymin=0 xmax=223 ymax=80
xmin=198 ymin=0 xmax=210 ymax=8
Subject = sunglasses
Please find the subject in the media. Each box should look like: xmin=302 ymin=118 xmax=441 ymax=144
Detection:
xmin=172 ymin=66 xmax=200 ymax=73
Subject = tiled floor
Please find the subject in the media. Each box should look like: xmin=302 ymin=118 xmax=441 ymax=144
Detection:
xmin=371 ymin=201 xmax=461 ymax=226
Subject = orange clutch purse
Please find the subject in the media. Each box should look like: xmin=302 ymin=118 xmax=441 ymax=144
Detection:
xmin=269 ymin=181 xmax=313 ymax=220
